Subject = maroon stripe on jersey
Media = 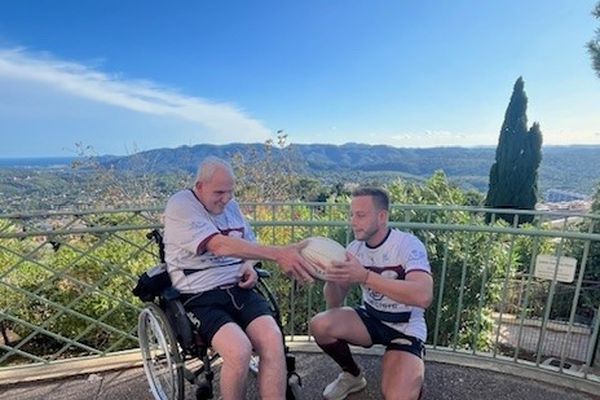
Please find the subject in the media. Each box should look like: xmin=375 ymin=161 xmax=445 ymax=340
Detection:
xmin=196 ymin=232 xmax=219 ymax=255
xmin=219 ymin=227 xmax=244 ymax=236
xmin=406 ymin=269 xmax=432 ymax=275
xmin=365 ymin=265 xmax=406 ymax=280
xmin=196 ymin=228 xmax=245 ymax=255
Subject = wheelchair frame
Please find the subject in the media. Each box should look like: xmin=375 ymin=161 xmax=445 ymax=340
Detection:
xmin=136 ymin=230 xmax=303 ymax=400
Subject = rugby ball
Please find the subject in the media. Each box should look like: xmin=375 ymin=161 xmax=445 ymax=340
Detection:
xmin=300 ymin=236 xmax=347 ymax=280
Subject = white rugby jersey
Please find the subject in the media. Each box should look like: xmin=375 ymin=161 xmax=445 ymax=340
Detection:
xmin=164 ymin=189 xmax=256 ymax=294
xmin=348 ymin=228 xmax=431 ymax=341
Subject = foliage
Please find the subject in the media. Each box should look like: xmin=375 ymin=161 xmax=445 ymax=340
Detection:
xmin=1 ymin=136 xmax=598 ymax=364
xmin=231 ymin=133 xmax=307 ymax=202
xmin=485 ymin=77 xmax=543 ymax=224
xmin=70 ymin=143 xmax=188 ymax=209
xmin=0 ymin=213 xmax=157 ymax=363
xmin=4 ymin=144 xmax=600 ymax=213
xmin=555 ymin=182 xmax=600 ymax=323
xmin=506 ymin=183 xmax=600 ymax=326
xmin=589 ymin=1 xmax=600 ymax=79
xmin=388 ymin=172 xmax=517 ymax=351
xmin=247 ymin=200 xmax=353 ymax=334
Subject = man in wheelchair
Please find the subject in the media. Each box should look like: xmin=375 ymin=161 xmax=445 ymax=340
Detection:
xmin=160 ymin=156 xmax=313 ymax=400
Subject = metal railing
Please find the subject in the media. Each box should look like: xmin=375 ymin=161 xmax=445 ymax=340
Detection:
xmin=1 ymin=203 xmax=599 ymax=387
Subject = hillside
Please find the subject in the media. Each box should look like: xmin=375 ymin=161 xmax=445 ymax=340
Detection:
xmin=1 ymin=143 xmax=599 ymax=213
xmin=99 ymin=143 xmax=600 ymax=195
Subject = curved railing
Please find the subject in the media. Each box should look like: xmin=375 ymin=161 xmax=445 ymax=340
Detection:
xmin=0 ymin=203 xmax=599 ymax=391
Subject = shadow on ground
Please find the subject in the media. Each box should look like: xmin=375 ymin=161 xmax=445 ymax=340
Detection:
xmin=1 ymin=353 xmax=598 ymax=400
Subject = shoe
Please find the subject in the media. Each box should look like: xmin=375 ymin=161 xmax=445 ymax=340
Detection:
xmin=323 ymin=371 xmax=367 ymax=400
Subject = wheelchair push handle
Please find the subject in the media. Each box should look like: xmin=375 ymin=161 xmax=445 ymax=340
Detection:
xmin=146 ymin=229 xmax=166 ymax=263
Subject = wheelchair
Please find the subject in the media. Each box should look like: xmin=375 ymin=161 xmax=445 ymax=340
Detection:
xmin=133 ymin=230 xmax=304 ymax=400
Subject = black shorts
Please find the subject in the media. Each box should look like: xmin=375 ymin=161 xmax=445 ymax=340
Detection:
xmin=182 ymin=286 xmax=274 ymax=345
xmin=355 ymin=306 xmax=426 ymax=359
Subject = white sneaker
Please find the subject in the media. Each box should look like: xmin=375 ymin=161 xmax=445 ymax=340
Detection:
xmin=323 ymin=371 xmax=367 ymax=400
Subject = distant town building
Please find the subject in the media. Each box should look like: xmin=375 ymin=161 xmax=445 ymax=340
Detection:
xmin=544 ymin=189 xmax=590 ymax=203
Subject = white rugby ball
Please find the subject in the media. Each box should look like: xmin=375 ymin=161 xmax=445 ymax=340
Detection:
xmin=300 ymin=236 xmax=347 ymax=280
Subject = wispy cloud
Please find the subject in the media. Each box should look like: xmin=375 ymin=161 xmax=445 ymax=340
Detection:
xmin=387 ymin=130 xmax=481 ymax=147
xmin=0 ymin=47 xmax=270 ymax=137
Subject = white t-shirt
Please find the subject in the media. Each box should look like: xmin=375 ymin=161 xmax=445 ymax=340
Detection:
xmin=348 ymin=228 xmax=431 ymax=341
xmin=164 ymin=189 xmax=256 ymax=294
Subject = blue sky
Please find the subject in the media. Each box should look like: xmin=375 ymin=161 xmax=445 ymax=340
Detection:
xmin=1 ymin=0 xmax=599 ymax=157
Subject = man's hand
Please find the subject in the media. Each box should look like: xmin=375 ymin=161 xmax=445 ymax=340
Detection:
xmin=275 ymin=242 xmax=314 ymax=283
xmin=326 ymin=252 xmax=369 ymax=284
xmin=238 ymin=260 xmax=259 ymax=288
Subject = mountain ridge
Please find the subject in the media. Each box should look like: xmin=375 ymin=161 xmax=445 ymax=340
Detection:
xmin=96 ymin=143 xmax=600 ymax=195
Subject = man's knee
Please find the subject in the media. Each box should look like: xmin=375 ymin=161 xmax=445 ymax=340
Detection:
xmin=309 ymin=311 xmax=331 ymax=338
xmin=382 ymin=376 xmax=423 ymax=400
xmin=255 ymin=326 xmax=284 ymax=355
xmin=247 ymin=316 xmax=285 ymax=360
xmin=220 ymin=335 xmax=253 ymax=366
xmin=262 ymin=322 xmax=283 ymax=343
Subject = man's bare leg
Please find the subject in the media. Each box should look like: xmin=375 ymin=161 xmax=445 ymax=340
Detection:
xmin=211 ymin=323 xmax=253 ymax=400
xmin=246 ymin=315 xmax=286 ymax=399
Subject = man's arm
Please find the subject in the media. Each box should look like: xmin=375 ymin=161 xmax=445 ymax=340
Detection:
xmin=363 ymin=270 xmax=433 ymax=308
xmin=327 ymin=253 xmax=433 ymax=309
xmin=205 ymin=234 xmax=314 ymax=282
xmin=323 ymin=281 xmax=351 ymax=309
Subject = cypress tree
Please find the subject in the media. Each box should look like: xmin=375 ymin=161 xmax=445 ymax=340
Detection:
xmin=588 ymin=2 xmax=600 ymax=79
xmin=485 ymin=77 xmax=543 ymax=224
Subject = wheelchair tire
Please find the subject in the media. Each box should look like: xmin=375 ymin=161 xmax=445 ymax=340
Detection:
xmin=195 ymin=381 xmax=213 ymax=400
xmin=248 ymin=354 xmax=260 ymax=375
xmin=286 ymin=373 xmax=304 ymax=400
xmin=138 ymin=303 xmax=185 ymax=400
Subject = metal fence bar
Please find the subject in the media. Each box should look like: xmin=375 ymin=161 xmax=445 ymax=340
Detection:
xmin=432 ymin=241 xmax=449 ymax=349
xmin=584 ymin=305 xmax=600 ymax=379
xmin=0 ymin=204 xmax=599 ymax=386
xmin=514 ymin=235 xmax=541 ymax=362
xmin=0 ymin=280 xmax=137 ymax=343
xmin=0 ymin=313 xmax=102 ymax=362
xmin=493 ymin=215 xmax=519 ymax=358
xmin=0 ymin=241 xmax=140 ymax=313
xmin=452 ymin=233 xmax=471 ymax=351
xmin=473 ymin=232 xmax=495 ymax=355
xmin=536 ymin=229 xmax=567 ymax=366
xmin=559 ymin=222 xmax=594 ymax=371
xmin=0 ymin=268 xmax=117 ymax=363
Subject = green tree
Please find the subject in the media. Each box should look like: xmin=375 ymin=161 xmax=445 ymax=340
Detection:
xmin=588 ymin=2 xmax=600 ymax=79
xmin=387 ymin=173 xmax=517 ymax=351
xmin=485 ymin=77 xmax=543 ymax=225
xmin=231 ymin=132 xmax=313 ymax=202
xmin=566 ymin=183 xmax=600 ymax=320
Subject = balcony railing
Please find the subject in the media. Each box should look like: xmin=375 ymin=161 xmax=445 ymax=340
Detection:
xmin=0 ymin=203 xmax=599 ymax=389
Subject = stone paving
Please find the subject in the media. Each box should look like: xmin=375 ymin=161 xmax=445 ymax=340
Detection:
xmin=1 ymin=353 xmax=599 ymax=400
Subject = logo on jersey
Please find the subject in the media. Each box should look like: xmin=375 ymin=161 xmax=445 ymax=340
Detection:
xmin=381 ymin=270 xmax=398 ymax=280
xmin=408 ymin=249 xmax=427 ymax=264
xmin=391 ymin=337 xmax=413 ymax=346
xmin=221 ymin=227 xmax=244 ymax=239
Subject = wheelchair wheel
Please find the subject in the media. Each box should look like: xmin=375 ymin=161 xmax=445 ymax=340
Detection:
xmin=248 ymin=354 xmax=260 ymax=375
xmin=286 ymin=373 xmax=304 ymax=400
xmin=138 ymin=303 xmax=185 ymax=400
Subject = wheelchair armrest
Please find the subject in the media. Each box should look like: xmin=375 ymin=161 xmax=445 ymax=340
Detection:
xmin=162 ymin=289 xmax=195 ymax=351
xmin=251 ymin=261 xmax=271 ymax=278
xmin=162 ymin=287 xmax=181 ymax=302
xmin=256 ymin=268 xmax=271 ymax=279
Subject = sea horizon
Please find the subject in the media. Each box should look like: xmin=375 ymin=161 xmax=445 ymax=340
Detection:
xmin=0 ymin=156 xmax=76 ymax=168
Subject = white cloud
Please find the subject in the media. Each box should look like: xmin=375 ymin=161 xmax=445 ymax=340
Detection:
xmin=0 ymin=47 xmax=270 ymax=138
xmin=541 ymin=130 xmax=600 ymax=145
xmin=387 ymin=130 xmax=487 ymax=147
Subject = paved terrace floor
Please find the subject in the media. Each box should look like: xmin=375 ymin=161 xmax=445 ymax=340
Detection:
xmin=1 ymin=347 xmax=599 ymax=400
